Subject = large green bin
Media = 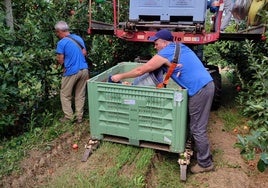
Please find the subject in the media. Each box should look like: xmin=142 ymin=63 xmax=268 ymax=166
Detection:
xmin=87 ymin=62 xmax=188 ymax=153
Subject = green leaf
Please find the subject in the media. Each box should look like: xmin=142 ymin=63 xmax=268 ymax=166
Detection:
xmin=260 ymin=153 xmax=268 ymax=164
xmin=257 ymin=159 xmax=268 ymax=172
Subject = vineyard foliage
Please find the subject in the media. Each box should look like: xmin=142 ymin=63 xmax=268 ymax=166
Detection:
xmin=0 ymin=0 xmax=267 ymax=171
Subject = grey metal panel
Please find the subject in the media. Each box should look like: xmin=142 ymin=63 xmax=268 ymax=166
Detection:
xmin=129 ymin=0 xmax=207 ymax=23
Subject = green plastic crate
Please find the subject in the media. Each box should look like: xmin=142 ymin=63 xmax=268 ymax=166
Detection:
xmin=87 ymin=62 xmax=188 ymax=153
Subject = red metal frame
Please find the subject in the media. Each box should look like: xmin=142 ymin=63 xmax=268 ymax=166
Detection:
xmin=112 ymin=0 xmax=224 ymax=44
xmin=114 ymin=30 xmax=221 ymax=44
xmin=88 ymin=0 xmax=224 ymax=44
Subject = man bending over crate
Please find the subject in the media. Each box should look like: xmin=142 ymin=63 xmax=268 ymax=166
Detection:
xmin=111 ymin=29 xmax=215 ymax=174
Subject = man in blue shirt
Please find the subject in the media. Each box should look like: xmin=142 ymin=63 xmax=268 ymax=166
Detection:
xmin=55 ymin=21 xmax=89 ymax=124
xmin=111 ymin=29 xmax=215 ymax=173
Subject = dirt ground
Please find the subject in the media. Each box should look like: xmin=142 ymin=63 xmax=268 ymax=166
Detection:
xmin=1 ymin=111 xmax=268 ymax=188
xmin=188 ymin=112 xmax=268 ymax=188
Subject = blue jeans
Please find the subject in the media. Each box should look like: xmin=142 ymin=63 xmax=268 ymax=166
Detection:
xmin=132 ymin=69 xmax=163 ymax=86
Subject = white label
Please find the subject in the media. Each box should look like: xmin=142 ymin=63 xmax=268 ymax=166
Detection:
xmin=174 ymin=92 xmax=183 ymax=102
xmin=123 ymin=99 xmax=136 ymax=105
xmin=137 ymin=35 xmax=145 ymax=40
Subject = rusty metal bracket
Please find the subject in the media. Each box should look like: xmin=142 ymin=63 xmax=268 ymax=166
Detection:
xmin=81 ymin=138 xmax=100 ymax=162
xmin=177 ymin=139 xmax=193 ymax=181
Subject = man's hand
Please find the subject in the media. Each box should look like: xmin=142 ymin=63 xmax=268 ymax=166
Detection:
xmin=111 ymin=74 xmax=121 ymax=83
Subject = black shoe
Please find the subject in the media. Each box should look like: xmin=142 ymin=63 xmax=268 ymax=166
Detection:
xmin=190 ymin=164 xmax=215 ymax=174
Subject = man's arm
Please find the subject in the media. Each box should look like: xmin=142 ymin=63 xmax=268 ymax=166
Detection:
xmin=56 ymin=54 xmax=64 ymax=65
xmin=111 ymin=54 xmax=170 ymax=82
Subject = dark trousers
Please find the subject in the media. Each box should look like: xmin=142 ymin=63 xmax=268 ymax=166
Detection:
xmin=189 ymin=81 xmax=215 ymax=167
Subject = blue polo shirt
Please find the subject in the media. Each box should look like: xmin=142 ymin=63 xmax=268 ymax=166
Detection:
xmin=56 ymin=34 xmax=88 ymax=76
xmin=159 ymin=43 xmax=213 ymax=96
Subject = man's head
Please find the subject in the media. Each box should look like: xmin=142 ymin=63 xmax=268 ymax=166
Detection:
xmin=149 ymin=29 xmax=173 ymax=51
xmin=149 ymin=29 xmax=174 ymax=42
xmin=54 ymin=21 xmax=70 ymax=38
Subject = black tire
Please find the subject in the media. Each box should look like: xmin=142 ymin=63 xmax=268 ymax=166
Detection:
xmin=206 ymin=65 xmax=222 ymax=111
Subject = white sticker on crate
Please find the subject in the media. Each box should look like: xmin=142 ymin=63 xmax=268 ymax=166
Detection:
xmin=123 ymin=99 xmax=136 ymax=105
xmin=164 ymin=136 xmax=171 ymax=144
xmin=174 ymin=92 xmax=184 ymax=106
xmin=174 ymin=92 xmax=183 ymax=102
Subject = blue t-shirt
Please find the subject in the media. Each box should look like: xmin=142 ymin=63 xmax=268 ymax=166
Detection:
xmin=56 ymin=34 xmax=88 ymax=76
xmin=158 ymin=43 xmax=213 ymax=96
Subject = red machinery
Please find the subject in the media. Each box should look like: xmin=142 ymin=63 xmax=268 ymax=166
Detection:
xmin=88 ymin=0 xmax=265 ymax=44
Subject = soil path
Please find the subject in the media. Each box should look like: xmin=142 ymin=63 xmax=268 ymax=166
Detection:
xmin=2 ymin=113 xmax=268 ymax=188
xmin=187 ymin=112 xmax=268 ymax=188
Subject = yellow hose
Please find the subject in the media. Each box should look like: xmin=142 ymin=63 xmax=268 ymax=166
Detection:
xmin=248 ymin=0 xmax=268 ymax=26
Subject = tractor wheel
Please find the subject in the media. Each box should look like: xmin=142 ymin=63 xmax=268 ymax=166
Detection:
xmin=206 ymin=65 xmax=222 ymax=111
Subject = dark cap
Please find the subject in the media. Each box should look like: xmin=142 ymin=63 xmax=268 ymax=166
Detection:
xmin=149 ymin=29 xmax=173 ymax=41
